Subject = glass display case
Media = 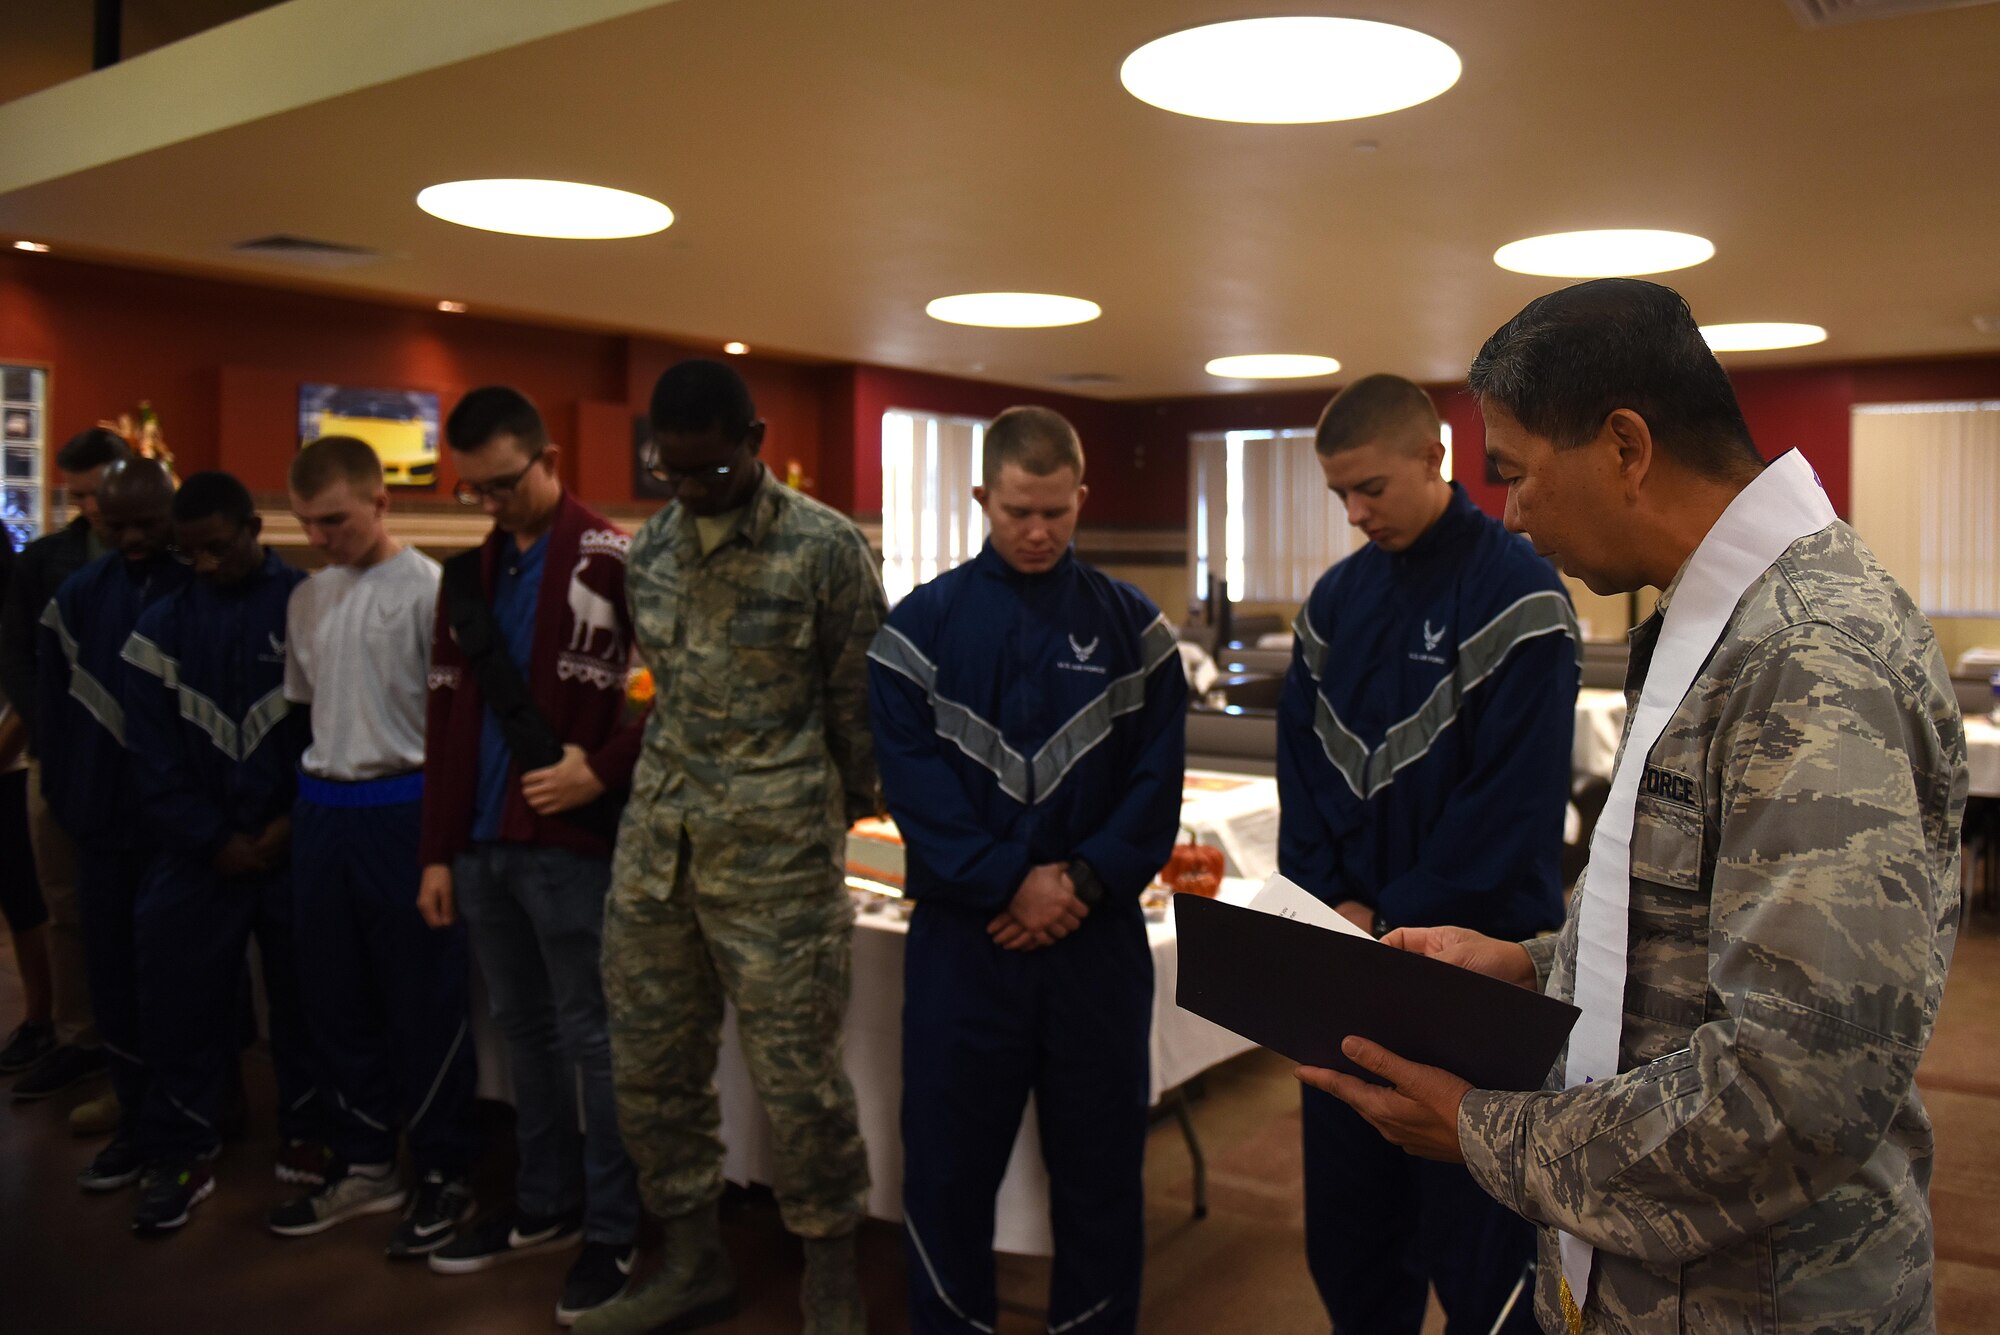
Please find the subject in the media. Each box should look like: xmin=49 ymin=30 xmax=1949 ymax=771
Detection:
xmin=2 ymin=362 xmax=50 ymax=552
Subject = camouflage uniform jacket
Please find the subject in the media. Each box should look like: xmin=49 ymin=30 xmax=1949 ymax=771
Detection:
xmin=1459 ymin=521 xmax=1965 ymax=1334
xmin=621 ymin=468 xmax=887 ymax=901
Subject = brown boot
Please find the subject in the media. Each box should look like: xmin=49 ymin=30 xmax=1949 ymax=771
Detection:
xmin=68 ymin=1090 xmax=121 ymax=1138
xmin=572 ymin=1204 xmax=735 ymax=1335
xmin=801 ymin=1230 xmax=866 ymax=1335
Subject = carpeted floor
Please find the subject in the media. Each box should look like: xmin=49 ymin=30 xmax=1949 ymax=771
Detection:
xmin=2 ymin=913 xmax=1995 ymax=1334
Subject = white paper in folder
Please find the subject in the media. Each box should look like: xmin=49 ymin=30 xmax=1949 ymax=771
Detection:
xmin=1245 ymin=873 xmax=1377 ymax=942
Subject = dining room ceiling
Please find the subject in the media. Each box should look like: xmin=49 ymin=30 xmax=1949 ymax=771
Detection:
xmin=1 ymin=0 xmax=1996 ymax=397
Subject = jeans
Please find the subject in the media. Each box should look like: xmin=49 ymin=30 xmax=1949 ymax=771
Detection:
xmin=455 ymin=843 xmax=638 ymax=1245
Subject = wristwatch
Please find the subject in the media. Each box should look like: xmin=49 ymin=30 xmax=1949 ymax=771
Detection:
xmin=1066 ymin=858 xmax=1105 ymax=908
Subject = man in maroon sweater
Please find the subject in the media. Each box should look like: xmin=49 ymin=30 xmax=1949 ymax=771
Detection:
xmin=416 ymin=387 xmax=643 ymax=1327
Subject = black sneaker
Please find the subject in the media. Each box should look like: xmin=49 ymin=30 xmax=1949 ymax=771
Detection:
xmin=77 ymin=1138 xmax=144 ymax=1192
xmin=0 ymin=1021 xmax=56 ymax=1075
xmin=386 ymin=1170 xmax=476 ymax=1260
xmin=427 ymin=1206 xmax=583 ymax=1274
xmin=267 ymin=1166 xmax=407 ymax=1237
xmin=12 ymin=1044 xmax=107 ymax=1101
xmin=556 ymin=1241 xmax=636 ymax=1326
xmin=131 ymin=1160 xmax=215 ymax=1234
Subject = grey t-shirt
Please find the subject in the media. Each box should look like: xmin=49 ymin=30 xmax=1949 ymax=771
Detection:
xmin=285 ymin=544 xmax=440 ymax=781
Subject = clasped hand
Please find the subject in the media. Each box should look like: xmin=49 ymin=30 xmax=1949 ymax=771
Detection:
xmin=1294 ymin=925 xmax=1536 ymax=1163
xmin=212 ymin=814 xmax=291 ymax=878
xmin=521 ymin=743 xmax=607 ymax=815
xmin=988 ymin=862 xmax=1088 ymax=952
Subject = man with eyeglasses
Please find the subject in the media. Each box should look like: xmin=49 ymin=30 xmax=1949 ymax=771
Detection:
xmin=415 ymin=387 xmax=644 ymax=1325
xmin=119 ymin=470 xmax=329 ymax=1232
xmin=267 ymin=435 xmax=479 ymax=1258
xmin=579 ymin=360 xmax=884 ymax=1335
xmin=34 ymin=456 xmax=190 ymax=1193
xmin=0 ymin=427 xmax=132 ymax=1122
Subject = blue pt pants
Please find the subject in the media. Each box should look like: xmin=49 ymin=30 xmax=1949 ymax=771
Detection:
xmin=132 ymin=854 xmax=326 ymax=1162
xmin=1302 ymin=1084 xmax=1539 ymax=1335
xmin=901 ymin=902 xmax=1152 ymax=1335
xmin=292 ymin=787 xmax=476 ymax=1175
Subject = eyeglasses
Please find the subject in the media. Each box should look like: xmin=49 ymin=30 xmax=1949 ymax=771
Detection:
xmin=454 ymin=453 xmax=545 ymax=505
xmin=642 ymin=443 xmax=740 ymax=487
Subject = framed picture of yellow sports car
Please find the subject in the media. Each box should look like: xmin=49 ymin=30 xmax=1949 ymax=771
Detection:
xmin=298 ymin=383 xmax=440 ymax=489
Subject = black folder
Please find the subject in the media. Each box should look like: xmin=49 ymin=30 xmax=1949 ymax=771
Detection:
xmin=1173 ymin=894 xmax=1581 ymax=1092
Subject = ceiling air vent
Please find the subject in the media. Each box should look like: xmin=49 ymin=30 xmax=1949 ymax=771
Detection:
xmin=1785 ymin=0 xmax=1998 ymax=27
xmin=230 ymin=234 xmax=383 ymax=269
xmin=1051 ymin=372 xmax=1121 ymax=386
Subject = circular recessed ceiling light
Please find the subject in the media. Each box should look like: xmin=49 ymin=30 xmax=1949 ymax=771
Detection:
xmin=13 ymin=240 xmax=50 ymax=253
xmin=415 ymin=179 xmax=673 ymax=239
xmin=1120 ymin=18 xmax=1460 ymax=124
xmin=1493 ymin=229 xmax=1714 ymax=277
xmin=1205 ymin=354 xmax=1342 ymax=379
xmin=436 ymin=300 xmax=467 ymax=314
xmin=722 ymin=341 xmax=749 ymax=355
xmin=1699 ymin=322 xmax=1827 ymax=352
xmin=925 ymin=293 xmax=1101 ymax=328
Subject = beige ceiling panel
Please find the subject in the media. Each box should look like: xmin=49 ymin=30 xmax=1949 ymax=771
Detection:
xmin=0 ymin=0 xmax=1994 ymax=396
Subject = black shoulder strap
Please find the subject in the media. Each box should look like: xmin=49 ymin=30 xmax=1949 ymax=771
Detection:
xmin=440 ymin=548 xmax=564 ymax=772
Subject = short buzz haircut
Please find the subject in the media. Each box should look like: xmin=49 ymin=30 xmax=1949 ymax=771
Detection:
xmin=290 ymin=435 xmax=383 ymax=498
xmin=982 ymin=406 xmax=1084 ymax=488
xmin=445 ymin=385 xmax=548 ymax=454
xmin=172 ymin=471 xmax=256 ymax=528
xmin=650 ymin=359 xmax=755 ymax=441
xmin=1315 ymin=374 xmax=1441 ymax=456
xmin=55 ymin=427 xmax=133 ymax=474
xmin=1467 ymin=278 xmax=1763 ymax=479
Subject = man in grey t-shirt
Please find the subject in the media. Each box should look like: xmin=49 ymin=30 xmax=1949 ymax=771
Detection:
xmin=266 ymin=436 xmax=478 ymax=1260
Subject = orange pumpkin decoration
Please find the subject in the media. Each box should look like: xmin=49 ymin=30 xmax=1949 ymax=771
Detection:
xmin=1162 ymin=836 xmax=1226 ymax=897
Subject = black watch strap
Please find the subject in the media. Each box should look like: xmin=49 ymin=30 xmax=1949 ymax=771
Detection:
xmin=1067 ymin=859 xmax=1105 ymax=907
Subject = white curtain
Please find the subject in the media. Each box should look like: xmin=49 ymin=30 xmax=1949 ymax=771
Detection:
xmin=881 ymin=408 xmax=988 ymax=604
xmin=1851 ymin=401 xmax=2000 ymax=616
xmin=1188 ymin=428 xmax=1361 ymax=605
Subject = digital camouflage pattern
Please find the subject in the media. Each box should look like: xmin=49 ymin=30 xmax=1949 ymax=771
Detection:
xmin=1459 ymin=521 xmax=1966 ymax=1334
xmin=604 ymin=469 xmax=884 ymax=1237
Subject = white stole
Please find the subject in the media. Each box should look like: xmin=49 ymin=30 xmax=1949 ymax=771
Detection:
xmin=1557 ymin=450 xmax=1836 ymax=1320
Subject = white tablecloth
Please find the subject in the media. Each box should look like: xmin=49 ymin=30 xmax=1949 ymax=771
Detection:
xmin=1573 ymin=688 xmax=1628 ymax=782
xmin=715 ymin=880 xmax=1261 ymax=1256
xmin=1965 ymin=717 xmax=2000 ymax=799
xmin=1178 ymin=770 xmax=1280 ymax=880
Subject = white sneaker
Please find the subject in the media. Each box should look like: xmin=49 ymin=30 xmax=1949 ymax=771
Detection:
xmin=266 ymin=1167 xmax=408 ymax=1237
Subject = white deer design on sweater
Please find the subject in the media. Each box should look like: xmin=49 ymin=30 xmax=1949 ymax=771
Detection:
xmin=567 ymin=554 xmax=619 ymax=657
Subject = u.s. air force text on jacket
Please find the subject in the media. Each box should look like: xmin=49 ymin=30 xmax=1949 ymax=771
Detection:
xmin=1458 ymin=522 xmax=1966 ymax=1335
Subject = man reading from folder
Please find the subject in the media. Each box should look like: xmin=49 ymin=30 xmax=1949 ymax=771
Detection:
xmin=1301 ymin=279 xmax=1965 ymax=1335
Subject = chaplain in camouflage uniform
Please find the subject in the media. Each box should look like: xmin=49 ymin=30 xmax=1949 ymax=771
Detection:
xmin=1302 ymin=279 xmax=1965 ymax=1335
xmin=580 ymin=360 xmax=883 ymax=1335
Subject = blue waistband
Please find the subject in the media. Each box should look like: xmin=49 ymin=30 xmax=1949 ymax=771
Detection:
xmin=297 ymin=771 xmax=424 ymax=808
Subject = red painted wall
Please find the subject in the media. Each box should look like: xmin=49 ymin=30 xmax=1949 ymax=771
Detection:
xmin=0 ymin=252 xmax=627 ymax=499
xmin=7 ymin=251 xmax=1998 ymax=527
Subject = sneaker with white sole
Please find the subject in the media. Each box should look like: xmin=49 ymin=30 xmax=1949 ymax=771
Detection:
xmin=428 ymin=1207 xmax=584 ymax=1274
xmin=557 ymin=1241 xmax=637 ymax=1326
xmin=77 ymin=1138 xmax=144 ymax=1192
xmin=386 ymin=1170 xmax=476 ymax=1259
xmin=131 ymin=1161 xmax=215 ymax=1234
xmin=266 ymin=1166 xmax=407 ymax=1237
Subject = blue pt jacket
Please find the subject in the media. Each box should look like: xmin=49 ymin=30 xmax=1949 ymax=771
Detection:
xmin=1277 ymin=485 xmax=1578 ymax=939
xmin=868 ymin=545 xmax=1189 ymax=913
xmin=37 ymin=551 xmax=192 ymax=844
xmin=121 ymin=549 xmax=308 ymax=858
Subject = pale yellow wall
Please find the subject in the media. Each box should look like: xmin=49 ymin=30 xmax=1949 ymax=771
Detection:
xmin=1931 ymin=617 xmax=2000 ymax=671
